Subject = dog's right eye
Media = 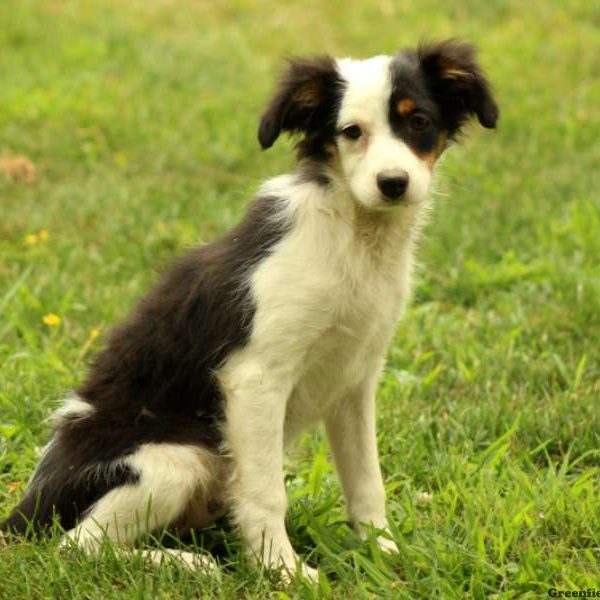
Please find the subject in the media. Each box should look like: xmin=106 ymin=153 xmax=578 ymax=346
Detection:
xmin=340 ymin=124 xmax=362 ymax=140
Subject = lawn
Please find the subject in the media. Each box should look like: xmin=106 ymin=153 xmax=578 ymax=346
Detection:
xmin=1 ymin=0 xmax=599 ymax=598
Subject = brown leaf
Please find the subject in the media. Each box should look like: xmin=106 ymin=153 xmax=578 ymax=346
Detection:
xmin=0 ymin=155 xmax=37 ymax=184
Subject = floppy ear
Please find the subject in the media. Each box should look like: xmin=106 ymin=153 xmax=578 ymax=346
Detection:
xmin=418 ymin=39 xmax=499 ymax=136
xmin=258 ymin=56 xmax=341 ymax=150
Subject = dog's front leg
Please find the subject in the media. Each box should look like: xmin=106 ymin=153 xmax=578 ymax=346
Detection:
xmin=223 ymin=362 xmax=317 ymax=581
xmin=325 ymin=375 xmax=399 ymax=553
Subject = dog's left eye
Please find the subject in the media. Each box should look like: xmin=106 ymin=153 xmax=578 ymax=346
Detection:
xmin=409 ymin=114 xmax=431 ymax=131
xmin=340 ymin=124 xmax=363 ymax=140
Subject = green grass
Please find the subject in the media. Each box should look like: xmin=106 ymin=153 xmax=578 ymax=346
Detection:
xmin=1 ymin=0 xmax=599 ymax=597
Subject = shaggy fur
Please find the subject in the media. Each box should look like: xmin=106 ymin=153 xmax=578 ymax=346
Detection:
xmin=2 ymin=39 xmax=498 ymax=580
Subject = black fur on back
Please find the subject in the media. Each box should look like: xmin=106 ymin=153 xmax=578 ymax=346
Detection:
xmin=1 ymin=194 xmax=290 ymax=536
xmin=78 ymin=193 xmax=290 ymax=441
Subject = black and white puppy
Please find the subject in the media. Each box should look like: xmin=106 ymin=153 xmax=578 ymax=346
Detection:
xmin=3 ymin=40 xmax=498 ymax=579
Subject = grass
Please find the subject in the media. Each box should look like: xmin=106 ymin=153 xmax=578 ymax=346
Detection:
xmin=1 ymin=0 xmax=599 ymax=597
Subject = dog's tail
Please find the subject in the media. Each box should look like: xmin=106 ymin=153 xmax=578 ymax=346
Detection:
xmin=0 ymin=439 xmax=88 ymax=538
xmin=1 ymin=441 xmax=66 ymax=537
xmin=1 ymin=482 xmax=47 ymax=537
xmin=1 ymin=433 xmax=136 ymax=539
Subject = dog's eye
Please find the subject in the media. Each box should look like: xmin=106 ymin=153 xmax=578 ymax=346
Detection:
xmin=340 ymin=124 xmax=362 ymax=140
xmin=409 ymin=113 xmax=431 ymax=131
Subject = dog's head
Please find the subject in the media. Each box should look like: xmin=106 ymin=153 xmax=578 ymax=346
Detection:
xmin=258 ymin=40 xmax=498 ymax=210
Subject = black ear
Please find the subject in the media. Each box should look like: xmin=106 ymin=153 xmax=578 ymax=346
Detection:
xmin=258 ymin=56 xmax=341 ymax=150
xmin=418 ymin=39 xmax=499 ymax=136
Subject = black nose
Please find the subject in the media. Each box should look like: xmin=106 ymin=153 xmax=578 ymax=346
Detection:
xmin=377 ymin=170 xmax=409 ymax=202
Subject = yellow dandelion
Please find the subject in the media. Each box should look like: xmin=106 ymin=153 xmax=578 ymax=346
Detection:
xmin=157 ymin=222 xmax=167 ymax=232
xmin=75 ymin=327 xmax=101 ymax=364
xmin=24 ymin=230 xmax=49 ymax=245
xmin=42 ymin=313 xmax=61 ymax=327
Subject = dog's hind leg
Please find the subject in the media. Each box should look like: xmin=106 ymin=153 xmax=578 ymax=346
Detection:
xmin=61 ymin=443 xmax=221 ymax=557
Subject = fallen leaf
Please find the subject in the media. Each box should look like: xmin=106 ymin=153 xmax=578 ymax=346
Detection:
xmin=0 ymin=155 xmax=37 ymax=184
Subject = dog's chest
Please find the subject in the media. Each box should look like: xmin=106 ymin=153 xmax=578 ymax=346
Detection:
xmin=284 ymin=267 xmax=405 ymax=426
xmin=254 ymin=212 xmax=414 ymax=424
xmin=217 ymin=195 xmax=417 ymax=436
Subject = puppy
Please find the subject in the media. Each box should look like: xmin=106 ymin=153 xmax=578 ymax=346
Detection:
xmin=2 ymin=40 xmax=498 ymax=580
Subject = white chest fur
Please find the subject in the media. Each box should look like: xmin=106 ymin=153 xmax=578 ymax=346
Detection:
xmin=217 ymin=175 xmax=428 ymax=440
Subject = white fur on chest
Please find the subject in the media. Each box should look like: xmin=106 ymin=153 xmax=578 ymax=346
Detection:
xmin=218 ymin=175 xmax=427 ymax=441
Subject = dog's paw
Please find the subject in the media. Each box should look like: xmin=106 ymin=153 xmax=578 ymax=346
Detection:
xmin=160 ymin=549 xmax=218 ymax=573
xmin=295 ymin=561 xmax=319 ymax=583
xmin=266 ymin=554 xmax=319 ymax=585
xmin=278 ymin=561 xmax=318 ymax=585
xmin=376 ymin=535 xmax=399 ymax=554
xmin=354 ymin=520 xmax=399 ymax=554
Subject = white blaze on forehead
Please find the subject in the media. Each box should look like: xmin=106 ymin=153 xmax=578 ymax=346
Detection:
xmin=335 ymin=56 xmax=392 ymax=127
xmin=333 ymin=55 xmax=433 ymax=209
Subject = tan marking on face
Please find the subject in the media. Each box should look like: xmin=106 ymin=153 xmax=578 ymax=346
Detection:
xmin=415 ymin=131 xmax=448 ymax=170
xmin=435 ymin=131 xmax=448 ymax=157
xmin=324 ymin=141 xmax=340 ymax=161
xmin=397 ymin=98 xmax=416 ymax=117
xmin=292 ymin=81 xmax=321 ymax=107
xmin=442 ymin=68 xmax=472 ymax=80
